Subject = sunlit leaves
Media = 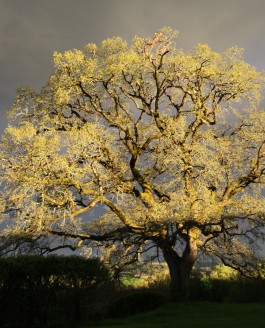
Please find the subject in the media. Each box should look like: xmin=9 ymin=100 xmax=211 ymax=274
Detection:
xmin=1 ymin=28 xmax=265 ymax=274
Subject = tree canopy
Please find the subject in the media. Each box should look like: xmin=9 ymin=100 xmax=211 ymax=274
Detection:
xmin=1 ymin=28 xmax=265 ymax=300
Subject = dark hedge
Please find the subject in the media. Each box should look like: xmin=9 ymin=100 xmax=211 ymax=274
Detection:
xmin=0 ymin=255 xmax=110 ymax=328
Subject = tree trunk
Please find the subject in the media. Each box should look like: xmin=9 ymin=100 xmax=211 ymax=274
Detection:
xmin=161 ymin=240 xmax=198 ymax=302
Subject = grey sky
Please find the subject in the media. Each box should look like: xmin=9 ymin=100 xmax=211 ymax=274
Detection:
xmin=1 ymin=0 xmax=265 ymax=132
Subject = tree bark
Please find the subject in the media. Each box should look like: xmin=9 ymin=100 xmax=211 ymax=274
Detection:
xmin=161 ymin=240 xmax=198 ymax=302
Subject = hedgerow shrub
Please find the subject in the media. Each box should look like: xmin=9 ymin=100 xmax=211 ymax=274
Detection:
xmin=0 ymin=255 xmax=110 ymax=328
xmin=109 ymin=290 xmax=167 ymax=318
xmin=190 ymin=277 xmax=265 ymax=302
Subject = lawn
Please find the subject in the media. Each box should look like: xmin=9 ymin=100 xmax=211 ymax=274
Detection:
xmin=84 ymin=302 xmax=265 ymax=328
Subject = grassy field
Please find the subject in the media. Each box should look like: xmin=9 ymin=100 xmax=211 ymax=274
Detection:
xmin=120 ymin=276 xmax=149 ymax=287
xmin=84 ymin=302 xmax=265 ymax=328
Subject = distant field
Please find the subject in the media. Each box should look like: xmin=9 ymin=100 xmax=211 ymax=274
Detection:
xmin=85 ymin=302 xmax=265 ymax=328
xmin=120 ymin=276 xmax=149 ymax=287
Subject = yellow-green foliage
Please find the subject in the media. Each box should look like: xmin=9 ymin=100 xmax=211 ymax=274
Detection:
xmin=210 ymin=264 xmax=238 ymax=280
xmin=0 ymin=27 xmax=264 ymax=282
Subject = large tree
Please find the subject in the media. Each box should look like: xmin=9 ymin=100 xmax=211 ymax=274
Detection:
xmin=1 ymin=28 xmax=265 ymax=301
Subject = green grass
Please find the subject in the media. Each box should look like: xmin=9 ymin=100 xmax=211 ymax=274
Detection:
xmin=120 ymin=276 xmax=148 ymax=287
xmin=83 ymin=302 xmax=265 ymax=328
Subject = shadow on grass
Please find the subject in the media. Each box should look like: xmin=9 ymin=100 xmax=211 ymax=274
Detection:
xmin=84 ymin=302 xmax=265 ymax=328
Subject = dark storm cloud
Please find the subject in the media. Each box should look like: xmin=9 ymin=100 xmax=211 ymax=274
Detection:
xmin=1 ymin=0 xmax=265 ymax=132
